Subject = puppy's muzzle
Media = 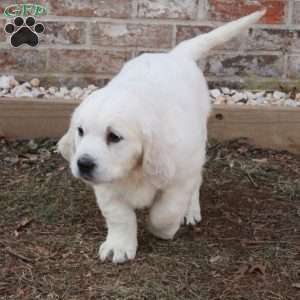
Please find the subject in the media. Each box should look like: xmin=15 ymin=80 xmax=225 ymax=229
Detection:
xmin=77 ymin=155 xmax=96 ymax=179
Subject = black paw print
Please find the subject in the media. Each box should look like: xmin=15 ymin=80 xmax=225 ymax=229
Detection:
xmin=4 ymin=16 xmax=45 ymax=47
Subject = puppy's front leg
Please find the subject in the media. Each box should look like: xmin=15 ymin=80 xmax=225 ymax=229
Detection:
xmin=96 ymin=196 xmax=137 ymax=264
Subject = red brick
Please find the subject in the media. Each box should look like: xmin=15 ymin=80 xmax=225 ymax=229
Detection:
xmin=49 ymin=0 xmax=132 ymax=17
xmin=207 ymin=0 xmax=287 ymax=24
xmin=91 ymin=23 xmax=173 ymax=49
xmin=137 ymin=0 xmax=198 ymax=20
xmin=0 ymin=49 xmax=47 ymax=73
xmin=204 ymin=54 xmax=284 ymax=77
xmin=40 ymin=21 xmax=86 ymax=45
xmin=48 ymin=49 xmax=131 ymax=74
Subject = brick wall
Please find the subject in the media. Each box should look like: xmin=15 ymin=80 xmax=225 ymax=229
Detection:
xmin=0 ymin=0 xmax=299 ymax=89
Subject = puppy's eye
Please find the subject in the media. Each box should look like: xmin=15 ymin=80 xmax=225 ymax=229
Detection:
xmin=107 ymin=131 xmax=123 ymax=145
xmin=78 ymin=127 xmax=84 ymax=137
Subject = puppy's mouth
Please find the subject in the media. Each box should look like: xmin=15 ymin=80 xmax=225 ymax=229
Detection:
xmin=80 ymin=173 xmax=94 ymax=181
xmin=79 ymin=173 xmax=112 ymax=185
xmin=78 ymin=171 xmax=101 ymax=184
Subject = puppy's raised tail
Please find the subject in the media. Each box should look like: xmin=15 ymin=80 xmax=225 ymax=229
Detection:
xmin=171 ymin=10 xmax=266 ymax=61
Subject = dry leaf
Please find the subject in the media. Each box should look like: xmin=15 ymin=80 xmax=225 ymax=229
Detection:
xmin=209 ymin=255 xmax=221 ymax=264
xmin=249 ymin=263 xmax=266 ymax=276
xmin=34 ymin=246 xmax=50 ymax=257
xmin=234 ymin=264 xmax=249 ymax=280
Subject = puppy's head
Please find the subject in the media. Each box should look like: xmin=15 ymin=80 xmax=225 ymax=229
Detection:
xmin=58 ymin=89 xmax=175 ymax=187
xmin=58 ymin=94 xmax=143 ymax=185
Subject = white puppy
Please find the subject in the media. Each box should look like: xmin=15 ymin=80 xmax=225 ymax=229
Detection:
xmin=58 ymin=11 xmax=265 ymax=263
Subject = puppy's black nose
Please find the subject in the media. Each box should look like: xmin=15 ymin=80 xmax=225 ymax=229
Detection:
xmin=77 ymin=156 xmax=96 ymax=175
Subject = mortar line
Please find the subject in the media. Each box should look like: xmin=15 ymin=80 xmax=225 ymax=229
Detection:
xmin=287 ymin=0 xmax=294 ymax=28
xmin=0 ymin=15 xmax=298 ymax=30
xmin=198 ymin=0 xmax=207 ymax=20
xmin=282 ymin=53 xmax=288 ymax=80
xmin=172 ymin=24 xmax=177 ymax=48
xmin=85 ymin=21 xmax=91 ymax=47
xmin=131 ymin=0 xmax=138 ymax=18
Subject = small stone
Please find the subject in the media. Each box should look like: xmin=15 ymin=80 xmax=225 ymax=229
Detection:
xmin=30 ymin=78 xmax=40 ymax=87
xmin=0 ymin=75 xmax=14 ymax=89
xmin=48 ymin=87 xmax=57 ymax=94
xmin=9 ymin=77 xmax=19 ymax=88
xmin=245 ymin=91 xmax=255 ymax=100
xmin=273 ymin=91 xmax=286 ymax=100
xmin=221 ymin=87 xmax=230 ymax=94
xmin=0 ymin=89 xmax=8 ymax=97
xmin=214 ymin=95 xmax=226 ymax=105
xmin=11 ymin=83 xmax=31 ymax=97
xmin=284 ymin=99 xmax=298 ymax=107
xmin=70 ymin=87 xmax=83 ymax=98
xmin=210 ymin=89 xmax=221 ymax=98
xmin=265 ymin=92 xmax=273 ymax=99
xmin=230 ymin=89 xmax=237 ymax=96
xmin=255 ymin=91 xmax=265 ymax=98
xmin=57 ymin=86 xmax=69 ymax=97
xmin=87 ymin=84 xmax=97 ymax=91
xmin=232 ymin=92 xmax=246 ymax=103
xmin=55 ymin=92 xmax=64 ymax=98
xmin=22 ymin=82 xmax=31 ymax=89
xmin=256 ymin=96 xmax=265 ymax=105
xmin=28 ymin=140 xmax=38 ymax=150
xmin=248 ymin=99 xmax=257 ymax=106
xmin=31 ymin=88 xmax=43 ymax=98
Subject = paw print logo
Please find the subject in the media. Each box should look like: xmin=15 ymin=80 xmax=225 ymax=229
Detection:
xmin=4 ymin=16 xmax=45 ymax=47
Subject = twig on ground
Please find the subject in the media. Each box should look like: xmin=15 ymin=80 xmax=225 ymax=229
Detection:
xmin=5 ymin=247 xmax=34 ymax=263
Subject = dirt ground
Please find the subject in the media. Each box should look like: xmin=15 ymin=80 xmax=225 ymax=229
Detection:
xmin=0 ymin=138 xmax=299 ymax=300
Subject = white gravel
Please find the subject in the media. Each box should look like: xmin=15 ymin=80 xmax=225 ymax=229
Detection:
xmin=209 ymin=88 xmax=300 ymax=107
xmin=0 ymin=75 xmax=98 ymax=100
xmin=0 ymin=75 xmax=299 ymax=107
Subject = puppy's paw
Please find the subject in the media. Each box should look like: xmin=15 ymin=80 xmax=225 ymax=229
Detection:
xmin=183 ymin=208 xmax=202 ymax=226
xmin=98 ymin=240 xmax=137 ymax=264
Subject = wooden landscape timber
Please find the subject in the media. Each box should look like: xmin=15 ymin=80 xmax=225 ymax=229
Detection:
xmin=0 ymin=98 xmax=299 ymax=154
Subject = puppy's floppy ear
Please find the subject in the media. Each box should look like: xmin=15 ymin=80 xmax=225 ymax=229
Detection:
xmin=142 ymin=128 xmax=175 ymax=189
xmin=57 ymin=126 xmax=75 ymax=162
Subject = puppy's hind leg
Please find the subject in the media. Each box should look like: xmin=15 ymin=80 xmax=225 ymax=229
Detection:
xmin=148 ymin=183 xmax=193 ymax=240
xmin=183 ymin=174 xmax=202 ymax=226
